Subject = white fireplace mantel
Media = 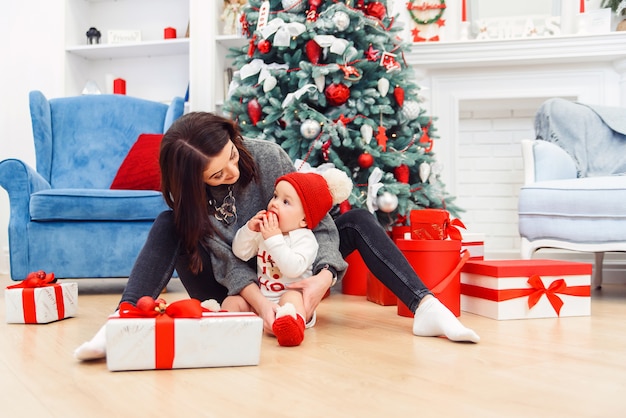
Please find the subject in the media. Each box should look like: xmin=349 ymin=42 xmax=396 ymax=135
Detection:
xmin=402 ymin=32 xmax=626 ymax=196
xmin=405 ymin=32 xmax=626 ymax=73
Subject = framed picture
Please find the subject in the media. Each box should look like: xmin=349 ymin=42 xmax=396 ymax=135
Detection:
xmin=468 ymin=0 xmax=563 ymax=39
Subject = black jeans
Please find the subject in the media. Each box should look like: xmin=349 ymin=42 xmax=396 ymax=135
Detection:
xmin=120 ymin=209 xmax=431 ymax=313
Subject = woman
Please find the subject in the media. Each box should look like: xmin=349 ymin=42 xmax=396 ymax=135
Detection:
xmin=75 ymin=113 xmax=478 ymax=360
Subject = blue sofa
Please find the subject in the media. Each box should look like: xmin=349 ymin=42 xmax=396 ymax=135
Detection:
xmin=518 ymin=98 xmax=626 ymax=288
xmin=0 ymin=91 xmax=184 ymax=280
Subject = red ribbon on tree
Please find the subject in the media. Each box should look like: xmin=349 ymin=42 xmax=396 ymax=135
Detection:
xmin=461 ymin=275 xmax=591 ymax=316
xmin=118 ymin=299 xmax=203 ymax=369
xmin=7 ymin=271 xmax=64 ymax=323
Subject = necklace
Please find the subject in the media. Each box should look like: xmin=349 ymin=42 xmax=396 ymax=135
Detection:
xmin=209 ymin=186 xmax=237 ymax=226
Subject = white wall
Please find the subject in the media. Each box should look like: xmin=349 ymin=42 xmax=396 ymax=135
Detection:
xmin=0 ymin=0 xmax=66 ymax=274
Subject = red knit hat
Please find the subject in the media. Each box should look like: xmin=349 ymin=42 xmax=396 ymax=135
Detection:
xmin=276 ymin=169 xmax=352 ymax=229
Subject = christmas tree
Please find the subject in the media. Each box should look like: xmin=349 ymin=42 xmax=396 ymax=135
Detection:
xmin=223 ymin=0 xmax=461 ymax=228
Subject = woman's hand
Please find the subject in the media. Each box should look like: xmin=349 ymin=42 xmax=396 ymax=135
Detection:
xmin=286 ymin=269 xmax=333 ymax=320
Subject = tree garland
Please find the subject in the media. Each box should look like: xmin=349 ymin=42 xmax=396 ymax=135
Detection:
xmin=407 ymin=0 xmax=446 ymax=26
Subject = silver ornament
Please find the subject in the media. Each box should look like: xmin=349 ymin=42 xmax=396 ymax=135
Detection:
xmin=360 ymin=124 xmax=373 ymax=144
xmin=402 ymin=100 xmax=421 ymax=120
xmin=377 ymin=192 xmax=398 ymax=213
xmin=419 ymin=162 xmax=431 ymax=183
xmin=300 ymin=119 xmax=322 ymax=139
xmin=333 ymin=11 xmax=351 ymax=31
xmin=377 ymin=78 xmax=390 ymax=96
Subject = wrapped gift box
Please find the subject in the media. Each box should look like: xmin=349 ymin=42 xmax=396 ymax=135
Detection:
xmin=396 ymin=239 xmax=469 ymax=317
xmin=366 ymin=272 xmax=397 ymax=306
xmin=5 ymin=282 xmax=77 ymax=324
xmin=461 ymin=233 xmax=485 ymax=260
xmin=461 ymin=259 xmax=592 ymax=320
xmin=106 ymin=309 xmax=263 ymax=371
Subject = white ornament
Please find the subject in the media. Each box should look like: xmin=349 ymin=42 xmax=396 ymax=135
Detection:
xmin=300 ymin=119 xmax=322 ymax=139
xmin=377 ymin=78 xmax=390 ymax=97
xmin=263 ymin=75 xmax=277 ymax=92
xmin=314 ymin=74 xmax=325 ymax=92
xmin=333 ymin=11 xmax=351 ymax=31
xmin=257 ymin=1 xmax=271 ymax=30
xmin=402 ymin=100 xmax=421 ymax=120
xmin=419 ymin=162 xmax=431 ymax=183
xmin=360 ymin=125 xmax=373 ymax=144
xmin=281 ymin=0 xmax=305 ymax=13
xmin=377 ymin=192 xmax=398 ymax=213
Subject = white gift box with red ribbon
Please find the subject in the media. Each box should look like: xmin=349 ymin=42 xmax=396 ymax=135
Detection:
xmin=5 ymin=282 xmax=77 ymax=324
xmin=461 ymin=233 xmax=485 ymax=260
xmin=106 ymin=301 xmax=263 ymax=371
xmin=460 ymin=259 xmax=592 ymax=320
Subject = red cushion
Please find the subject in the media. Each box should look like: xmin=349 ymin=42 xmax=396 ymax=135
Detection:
xmin=110 ymin=133 xmax=163 ymax=191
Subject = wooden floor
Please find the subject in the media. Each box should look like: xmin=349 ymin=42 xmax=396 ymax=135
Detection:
xmin=1 ymin=274 xmax=626 ymax=418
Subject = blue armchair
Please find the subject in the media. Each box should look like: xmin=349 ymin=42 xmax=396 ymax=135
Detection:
xmin=0 ymin=91 xmax=184 ymax=281
xmin=518 ymin=98 xmax=626 ymax=288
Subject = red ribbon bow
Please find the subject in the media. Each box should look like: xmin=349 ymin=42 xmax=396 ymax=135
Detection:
xmin=118 ymin=299 xmax=203 ymax=369
xmin=7 ymin=271 xmax=63 ymax=323
xmin=526 ymin=274 xmax=567 ymax=315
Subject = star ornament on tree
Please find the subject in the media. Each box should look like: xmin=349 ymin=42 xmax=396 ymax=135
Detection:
xmin=365 ymin=44 xmax=381 ymax=62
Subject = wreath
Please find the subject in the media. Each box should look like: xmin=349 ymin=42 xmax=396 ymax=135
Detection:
xmin=407 ymin=0 xmax=446 ymax=26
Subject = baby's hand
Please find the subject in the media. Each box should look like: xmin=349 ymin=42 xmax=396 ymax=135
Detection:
xmin=247 ymin=210 xmax=268 ymax=232
xmin=260 ymin=211 xmax=281 ymax=239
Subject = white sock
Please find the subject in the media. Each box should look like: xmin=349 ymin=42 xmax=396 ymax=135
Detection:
xmin=275 ymin=302 xmax=297 ymax=319
xmin=74 ymin=323 xmax=107 ymax=360
xmin=412 ymin=297 xmax=480 ymax=343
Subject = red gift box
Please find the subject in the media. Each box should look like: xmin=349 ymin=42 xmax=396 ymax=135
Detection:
xmin=395 ymin=239 xmax=469 ymax=317
xmin=342 ymin=251 xmax=368 ymax=296
xmin=366 ymin=273 xmax=397 ymax=306
xmin=410 ymin=209 xmax=465 ymax=240
xmin=461 ymin=259 xmax=592 ymax=320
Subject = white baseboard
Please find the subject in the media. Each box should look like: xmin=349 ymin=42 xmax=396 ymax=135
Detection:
xmin=0 ymin=246 xmax=8 ymax=276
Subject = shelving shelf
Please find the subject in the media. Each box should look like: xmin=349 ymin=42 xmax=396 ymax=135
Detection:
xmin=66 ymin=38 xmax=189 ymax=60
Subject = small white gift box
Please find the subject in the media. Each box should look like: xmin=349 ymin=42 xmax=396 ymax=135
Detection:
xmin=5 ymin=282 xmax=78 ymax=324
xmin=461 ymin=259 xmax=592 ymax=320
xmin=461 ymin=233 xmax=485 ymax=260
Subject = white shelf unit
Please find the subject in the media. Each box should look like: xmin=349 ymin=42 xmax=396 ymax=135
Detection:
xmin=188 ymin=0 xmax=247 ymax=113
xmin=64 ymin=0 xmax=190 ymax=103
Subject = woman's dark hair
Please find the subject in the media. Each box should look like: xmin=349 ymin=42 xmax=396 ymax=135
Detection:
xmin=159 ymin=112 xmax=258 ymax=273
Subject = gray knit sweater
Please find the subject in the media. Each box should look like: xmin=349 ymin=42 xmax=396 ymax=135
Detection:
xmin=204 ymin=138 xmax=347 ymax=295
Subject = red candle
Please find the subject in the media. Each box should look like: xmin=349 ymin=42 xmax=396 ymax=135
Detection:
xmin=113 ymin=78 xmax=126 ymax=95
xmin=462 ymin=0 xmax=467 ymax=22
xmin=164 ymin=27 xmax=177 ymax=39
xmin=580 ymin=0 xmax=585 ymax=13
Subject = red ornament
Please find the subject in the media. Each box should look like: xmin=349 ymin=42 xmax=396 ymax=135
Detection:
xmin=376 ymin=125 xmax=388 ymax=151
xmin=248 ymin=34 xmax=257 ymax=57
xmin=394 ymin=86 xmax=404 ymax=107
xmin=339 ymin=200 xmax=352 ymax=214
xmin=305 ymin=39 xmax=322 ymax=64
xmin=358 ymin=152 xmax=374 ymax=169
xmin=366 ymin=2 xmax=387 ymax=20
xmin=307 ymin=0 xmax=323 ymax=22
xmin=136 ymin=296 xmax=157 ymax=312
xmin=258 ymin=39 xmax=272 ymax=54
xmin=325 ymin=83 xmax=350 ymax=106
xmin=394 ymin=164 xmax=409 ymax=183
xmin=247 ymin=98 xmax=262 ymax=126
